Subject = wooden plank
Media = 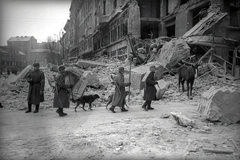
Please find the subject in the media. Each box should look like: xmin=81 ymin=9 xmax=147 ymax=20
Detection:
xmin=229 ymin=139 xmax=240 ymax=151
xmin=232 ymin=46 xmax=238 ymax=76
xmin=203 ymin=147 xmax=234 ymax=154
xmin=183 ymin=12 xmax=215 ymax=38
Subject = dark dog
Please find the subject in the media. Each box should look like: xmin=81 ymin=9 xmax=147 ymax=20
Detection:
xmin=106 ymin=91 xmax=130 ymax=110
xmin=71 ymin=94 xmax=100 ymax=112
xmin=178 ymin=64 xmax=198 ymax=99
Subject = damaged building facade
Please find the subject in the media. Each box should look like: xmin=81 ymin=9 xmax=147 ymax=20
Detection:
xmin=63 ymin=0 xmax=239 ymax=76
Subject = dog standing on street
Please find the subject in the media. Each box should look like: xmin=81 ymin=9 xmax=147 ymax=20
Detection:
xmin=71 ymin=94 xmax=100 ymax=112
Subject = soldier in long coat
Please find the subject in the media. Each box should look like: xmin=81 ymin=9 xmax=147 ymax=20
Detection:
xmin=142 ymin=66 xmax=158 ymax=111
xmin=25 ymin=63 xmax=45 ymax=113
xmin=109 ymin=67 xmax=131 ymax=113
xmin=53 ymin=66 xmax=73 ymax=116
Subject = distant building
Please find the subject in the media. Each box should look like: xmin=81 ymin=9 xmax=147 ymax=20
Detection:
xmin=28 ymin=49 xmax=59 ymax=67
xmin=0 ymin=46 xmax=27 ymax=74
xmin=7 ymin=36 xmax=37 ymax=64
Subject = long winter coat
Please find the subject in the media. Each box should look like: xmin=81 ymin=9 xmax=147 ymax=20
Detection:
xmin=112 ymin=73 xmax=129 ymax=107
xmin=53 ymin=74 xmax=70 ymax=108
xmin=144 ymin=71 xmax=157 ymax=101
xmin=27 ymin=69 xmax=45 ymax=105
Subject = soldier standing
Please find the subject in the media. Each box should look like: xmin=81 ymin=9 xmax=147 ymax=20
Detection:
xmin=25 ymin=63 xmax=45 ymax=113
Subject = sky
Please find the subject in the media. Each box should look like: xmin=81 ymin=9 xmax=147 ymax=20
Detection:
xmin=0 ymin=0 xmax=71 ymax=46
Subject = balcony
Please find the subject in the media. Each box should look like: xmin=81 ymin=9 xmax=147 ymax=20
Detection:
xmin=99 ymin=15 xmax=110 ymax=26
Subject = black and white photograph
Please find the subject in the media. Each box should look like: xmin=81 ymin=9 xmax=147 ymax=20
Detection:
xmin=0 ymin=0 xmax=240 ymax=160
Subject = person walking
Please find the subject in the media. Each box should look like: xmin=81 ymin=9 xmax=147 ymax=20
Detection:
xmin=53 ymin=66 xmax=73 ymax=117
xmin=109 ymin=67 xmax=131 ymax=113
xmin=25 ymin=63 xmax=45 ymax=113
xmin=142 ymin=65 xmax=158 ymax=111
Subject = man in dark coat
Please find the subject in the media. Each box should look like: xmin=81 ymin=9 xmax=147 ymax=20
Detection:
xmin=109 ymin=67 xmax=131 ymax=113
xmin=53 ymin=66 xmax=73 ymax=116
xmin=142 ymin=65 xmax=158 ymax=111
xmin=25 ymin=63 xmax=45 ymax=113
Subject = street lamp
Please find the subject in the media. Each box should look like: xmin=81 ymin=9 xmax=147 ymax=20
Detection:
xmin=59 ymin=28 xmax=65 ymax=64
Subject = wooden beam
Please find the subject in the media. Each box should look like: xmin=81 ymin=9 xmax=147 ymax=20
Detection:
xmin=203 ymin=147 xmax=234 ymax=154
xmin=196 ymin=47 xmax=214 ymax=65
xmin=232 ymin=46 xmax=239 ymax=76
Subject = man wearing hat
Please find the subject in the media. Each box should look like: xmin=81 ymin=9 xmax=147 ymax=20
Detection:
xmin=109 ymin=67 xmax=131 ymax=113
xmin=25 ymin=63 xmax=45 ymax=113
xmin=142 ymin=65 xmax=158 ymax=111
xmin=53 ymin=66 xmax=73 ymax=116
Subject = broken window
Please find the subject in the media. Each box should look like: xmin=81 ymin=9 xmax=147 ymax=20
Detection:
xmin=180 ymin=0 xmax=189 ymax=5
xmin=166 ymin=25 xmax=175 ymax=37
xmin=138 ymin=0 xmax=160 ymax=18
xmin=141 ymin=22 xmax=159 ymax=39
xmin=110 ymin=11 xmax=128 ymax=43
xmin=103 ymin=1 xmax=106 ymax=15
xmin=230 ymin=6 xmax=240 ymax=27
xmin=166 ymin=0 xmax=169 ymax=16
xmin=191 ymin=3 xmax=210 ymax=27
xmin=113 ymin=0 xmax=117 ymax=9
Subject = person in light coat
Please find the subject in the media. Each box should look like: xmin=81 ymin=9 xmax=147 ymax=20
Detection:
xmin=109 ymin=67 xmax=131 ymax=113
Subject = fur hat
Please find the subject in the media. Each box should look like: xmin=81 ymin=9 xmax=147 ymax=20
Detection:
xmin=33 ymin=63 xmax=40 ymax=67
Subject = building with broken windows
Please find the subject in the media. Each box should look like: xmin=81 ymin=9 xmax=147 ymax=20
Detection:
xmin=63 ymin=0 xmax=239 ymax=77
xmin=7 ymin=36 xmax=38 ymax=64
xmin=0 ymin=46 xmax=27 ymax=74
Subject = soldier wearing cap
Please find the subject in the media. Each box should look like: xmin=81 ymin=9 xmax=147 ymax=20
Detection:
xmin=142 ymin=65 xmax=158 ymax=111
xmin=53 ymin=65 xmax=73 ymax=116
xmin=25 ymin=63 xmax=45 ymax=113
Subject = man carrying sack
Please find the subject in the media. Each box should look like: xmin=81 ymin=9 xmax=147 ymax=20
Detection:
xmin=53 ymin=66 xmax=73 ymax=117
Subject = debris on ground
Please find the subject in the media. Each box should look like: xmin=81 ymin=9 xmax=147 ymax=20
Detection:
xmin=170 ymin=112 xmax=196 ymax=127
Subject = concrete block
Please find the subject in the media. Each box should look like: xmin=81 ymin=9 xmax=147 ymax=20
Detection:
xmin=82 ymin=71 xmax=100 ymax=85
xmin=198 ymin=86 xmax=240 ymax=124
xmin=9 ymin=65 xmax=32 ymax=84
xmin=158 ymin=38 xmax=190 ymax=69
xmin=155 ymin=79 xmax=170 ymax=100
xmin=170 ymin=112 xmax=195 ymax=127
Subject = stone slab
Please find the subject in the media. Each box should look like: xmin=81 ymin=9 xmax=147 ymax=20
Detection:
xmin=76 ymin=60 xmax=107 ymax=68
xmin=197 ymin=86 xmax=240 ymax=124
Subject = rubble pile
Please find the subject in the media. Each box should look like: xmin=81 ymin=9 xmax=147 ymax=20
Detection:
xmin=158 ymin=38 xmax=190 ymax=69
xmin=1 ymin=57 xmax=239 ymax=111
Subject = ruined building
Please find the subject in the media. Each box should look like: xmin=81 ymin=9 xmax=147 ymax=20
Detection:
xmin=63 ymin=0 xmax=239 ymax=76
xmin=7 ymin=36 xmax=38 ymax=64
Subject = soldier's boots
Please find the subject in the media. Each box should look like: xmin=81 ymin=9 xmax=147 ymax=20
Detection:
xmin=142 ymin=105 xmax=148 ymax=111
xmin=33 ymin=105 xmax=39 ymax=113
xmin=61 ymin=108 xmax=67 ymax=116
xmin=25 ymin=106 xmax=31 ymax=113
xmin=56 ymin=108 xmax=67 ymax=116
xmin=148 ymin=106 xmax=154 ymax=110
xmin=109 ymin=106 xmax=116 ymax=113
xmin=121 ymin=106 xmax=128 ymax=112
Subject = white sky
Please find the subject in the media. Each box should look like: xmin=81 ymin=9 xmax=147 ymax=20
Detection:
xmin=0 ymin=0 xmax=71 ymax=46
